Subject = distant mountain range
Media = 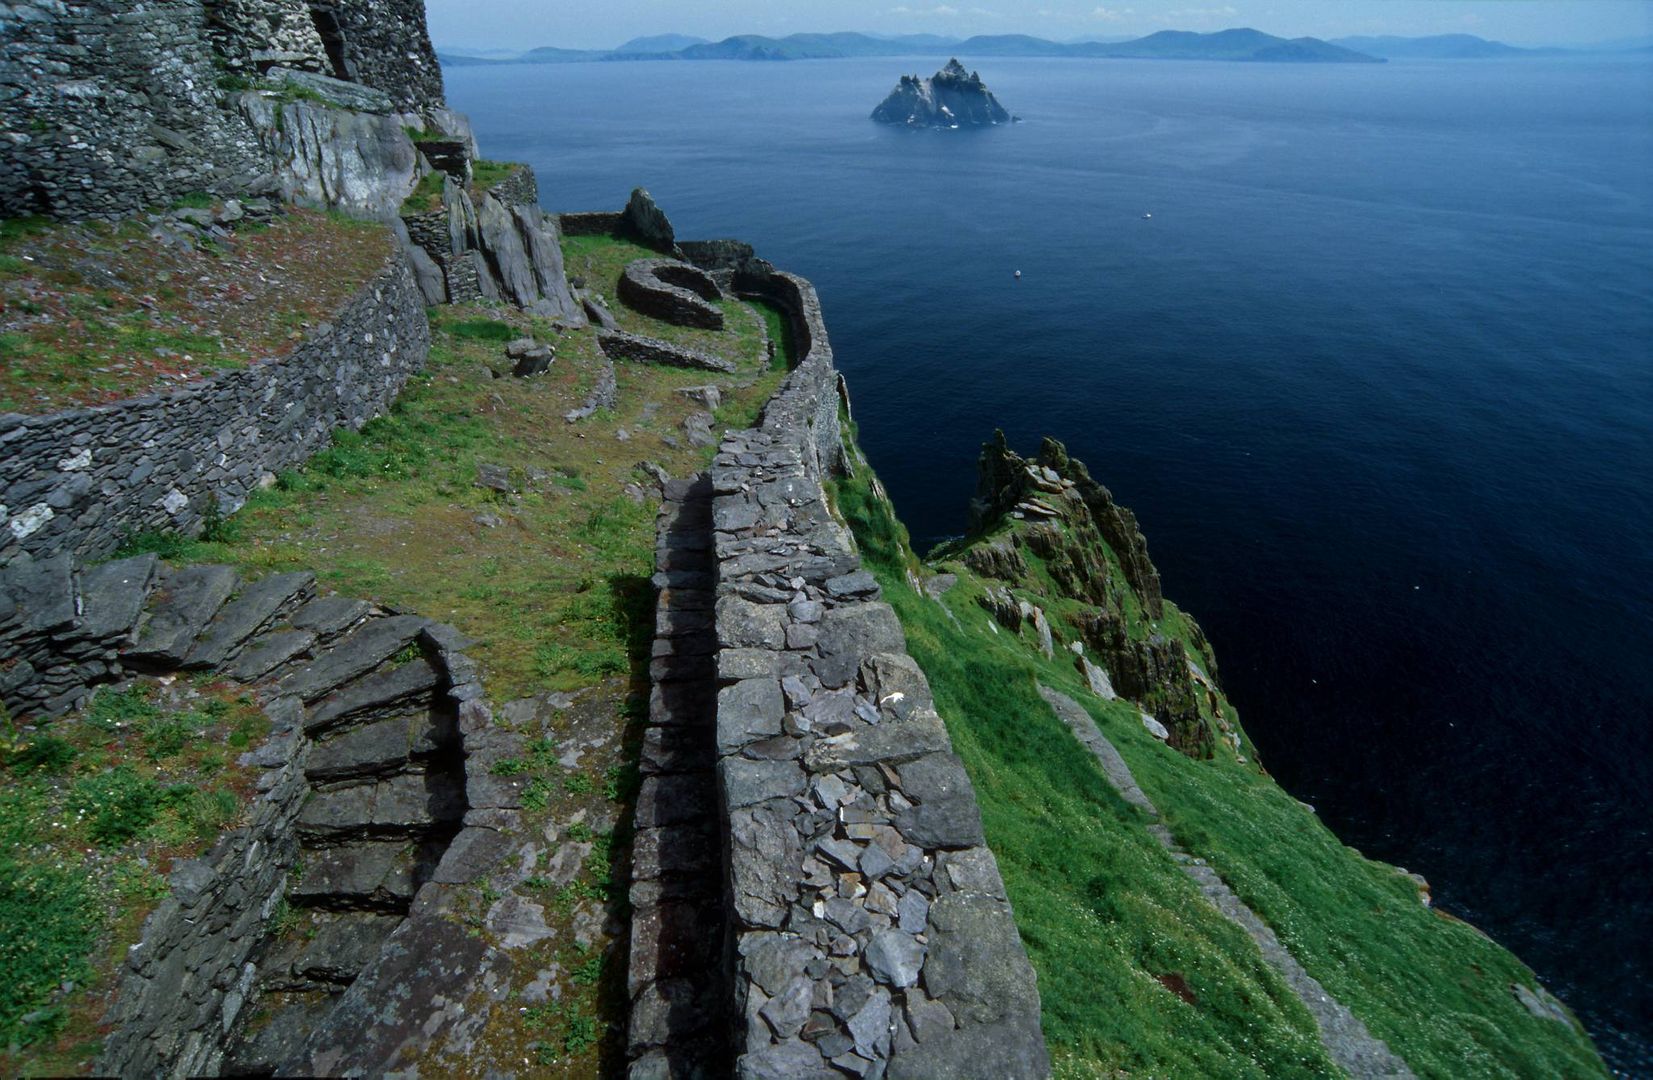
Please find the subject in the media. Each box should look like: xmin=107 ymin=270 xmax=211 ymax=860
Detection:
xmin=439 ymin=28 xmax=1384 ymax=66
xmin=1327 ymin=34 xmax=1569 ymax=59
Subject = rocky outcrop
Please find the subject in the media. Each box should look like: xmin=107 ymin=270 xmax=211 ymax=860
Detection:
xmin=621 ymin=187 xmax=680 ymax=255
xmin=872 ymin=59 xmax=1013 ymax=128
xmin=961 ymin=433 xmax=1218 ymax=757
xmin=0 ymin=251 xmax=429 ymax=569
xmin=240 ymin=88 xmax=420 ymax=219
xmin=398 ymin=169 xmax=584 ymax=320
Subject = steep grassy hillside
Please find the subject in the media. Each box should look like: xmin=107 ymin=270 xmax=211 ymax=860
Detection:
xmin=828 ymin=431 xmax=1605 ymax=1079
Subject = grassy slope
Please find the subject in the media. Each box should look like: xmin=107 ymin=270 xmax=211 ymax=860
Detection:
xmin=830 ymin=447 xmax=1605 ymax=1079
xmin=13 ymin=232 xmax=790 ymax=1077
xmin=1 ymin=684 xmax=269 ymax=1076
xmin=0 ymin=210 xmax=390 ymax=413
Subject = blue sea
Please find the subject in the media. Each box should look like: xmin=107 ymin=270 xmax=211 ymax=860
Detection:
xmin=445 ymin=55 xmax=1653 ymax=1071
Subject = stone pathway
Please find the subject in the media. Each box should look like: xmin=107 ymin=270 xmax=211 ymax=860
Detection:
xmin=1038 ymin=685 xmax=1415 ymax=1080
xmin=627 ymin=472 xmax=731 ymax=1078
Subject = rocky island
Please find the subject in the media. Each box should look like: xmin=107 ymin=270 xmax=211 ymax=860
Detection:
xmin=872 ymin=58 xmax=1014 ymax=127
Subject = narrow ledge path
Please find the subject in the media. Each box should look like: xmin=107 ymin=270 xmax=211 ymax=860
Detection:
xmin=1037 ymin=685 xmax=1416 ymax=1080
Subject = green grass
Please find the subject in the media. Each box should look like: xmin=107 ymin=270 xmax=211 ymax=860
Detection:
xmin=128 ymin=285 xmax=784 ymax=699
xmin=830 ymin=446 xmax=1606 ymax=1079
xmin=0 ymin=683 xmax=267 ymax=1071
xmin=401 ymin=170 xmax=446 ymax=215
xmin=470 ymin=160 xmax=518 ymax=195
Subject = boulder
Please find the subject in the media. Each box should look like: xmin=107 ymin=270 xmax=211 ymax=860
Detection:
xmin=622 ymin=187 xmax=678 ymax=254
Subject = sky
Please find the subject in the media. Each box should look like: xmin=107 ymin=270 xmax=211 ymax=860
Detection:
xmin=424 ymin=0 xmax=1653 ymax=52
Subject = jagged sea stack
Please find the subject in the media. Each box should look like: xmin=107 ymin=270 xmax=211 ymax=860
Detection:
xmin=872 ymin=58 xmax=1013 ymax=128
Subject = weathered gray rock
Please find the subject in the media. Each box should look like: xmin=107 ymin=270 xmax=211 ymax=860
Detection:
xmin=291 ymin=596 xmax=372 ymax=637
xmin=75 ymin=554 xmax=158 ymax=641
xmin=864 ymin=929 xmax=926 ymax=988
xmin=185 ymin=571 xmax=314 ymax=669
xmin=622 ymin=187 xmax=678 ymax=253
xmin=128 ymin=564 xmax=238 ymax=666
xmin=279 ymin=615 xmax=429 ymax=702
xmin=512 ymin=205 xmax=583 ymax=321
xmin=228 ymin=629 xmax=317 ymax=681
xmin=476 ymin=192 xmax=540 ymax=306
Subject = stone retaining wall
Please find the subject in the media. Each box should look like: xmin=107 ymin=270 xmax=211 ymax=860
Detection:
xmin=482 ymin=164 xmax=539 ymax=210
xmin=99 ymin=692 xmax=313 ymax=1078
xmin=558 ymin=211 xmax=624 ymax=236
xmin=599 ymin=329 xmax=737 ymax=374
xmin=0 ymin=250 xmax=428 ymax=564
xmin=637 ymin=244 xmax=1051 ymax=1075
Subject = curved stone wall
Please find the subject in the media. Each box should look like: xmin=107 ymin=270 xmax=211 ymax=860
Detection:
xmin=0 ymin=251 xmax=429 ymax=565
xmin=618 ymin=258 xmax=725 ymax=330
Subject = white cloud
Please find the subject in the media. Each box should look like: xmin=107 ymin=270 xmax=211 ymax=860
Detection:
xmin=1091 ymin=6 xmax=1134 ymax=21
xmin=888 ymin=4 xmax=962 ymax=14
xmin=1167 ymin=5 xmax=1238 ymax=18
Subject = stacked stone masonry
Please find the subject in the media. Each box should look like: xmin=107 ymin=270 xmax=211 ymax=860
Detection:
xmin=628 ymin=474 xmax=734 ymax=1078
xmin=625 ymin=254 xmax=1050 ymax=1077
xmin=0 ymin=551 xmax=513 ymax=1077
xmin=619 ymin=258 xmax=727 ymax=330
xmin=0 ymin=0 xmax=446 ymax=218
xmin=0 ymin=251 xmax=429 ymax=565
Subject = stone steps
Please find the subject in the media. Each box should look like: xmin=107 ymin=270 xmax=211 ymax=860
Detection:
xmin=628 ymin=472 xmax=733 ymax=1080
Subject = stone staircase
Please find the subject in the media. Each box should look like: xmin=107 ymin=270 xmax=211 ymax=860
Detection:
xmin=0 ymin=552 xmax=477 ymax=1077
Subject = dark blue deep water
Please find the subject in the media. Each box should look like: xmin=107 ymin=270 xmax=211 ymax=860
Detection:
xmin=445 ymin=56 xmax=1653 ymax=1071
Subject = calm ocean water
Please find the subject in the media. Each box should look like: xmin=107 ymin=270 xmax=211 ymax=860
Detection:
xmin=445 ymin=55 xmax=1653 ymax=1071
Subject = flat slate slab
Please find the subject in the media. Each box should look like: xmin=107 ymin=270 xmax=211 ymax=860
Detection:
xmin=279 ymin=615 xmax=429 ymax=703
xmin=289 ymin=842 xmax=418 ymax=909
xmin=1 ymin=551 xmax=77 ymax=636
xmin=75 ymin=554 xmax=159 ymax=641
xmin=290 ymin=595 xmax=372 ymax=637
xmin=304 ymin=658 xmax=441 ymax=734
xmin=185 ymin=571 xmax=314 ymax=669
xmin=127 ymin=564 xmax=238 ymax=666
xmin=307 ymin=712 xmax=427 ymax=783
xmin=228 ymin=629 xmax=316 ymax=682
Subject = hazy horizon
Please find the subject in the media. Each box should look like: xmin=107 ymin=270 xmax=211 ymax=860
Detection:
xmin=425 ymin=0 xmax=1653 ymax=53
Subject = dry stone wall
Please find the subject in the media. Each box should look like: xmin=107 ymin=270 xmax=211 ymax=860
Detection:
xmin=619 ymin=258 xmax=726 ymax=330
xmin=0 ymin=0 xmax=445 ymax=218
xmin=623 ymin=249 xmax=1050 ymax=1076
xmin=0 ymin=251 xmax=428 ymax=565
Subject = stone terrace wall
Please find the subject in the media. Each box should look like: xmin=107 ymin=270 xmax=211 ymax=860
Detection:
xmin=0 ymin=251 xmax=428 ymax=564
xmin=0 ymin=0 xmax=445 ymax=218
xmin=0 ymin=550 xmax=511 ymax=1076
xmin=558 ymin=211 xmax=624 ymax=237
xmin=0 ymin=0 xmax=272 ymax=218
xmin=483 ymin=163 xmax=539 ymax=211
xmin=100 ymin=692 xmax=313 ymax=1077
xmin=701 ymin=263 xmax=1049 ymax=1076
